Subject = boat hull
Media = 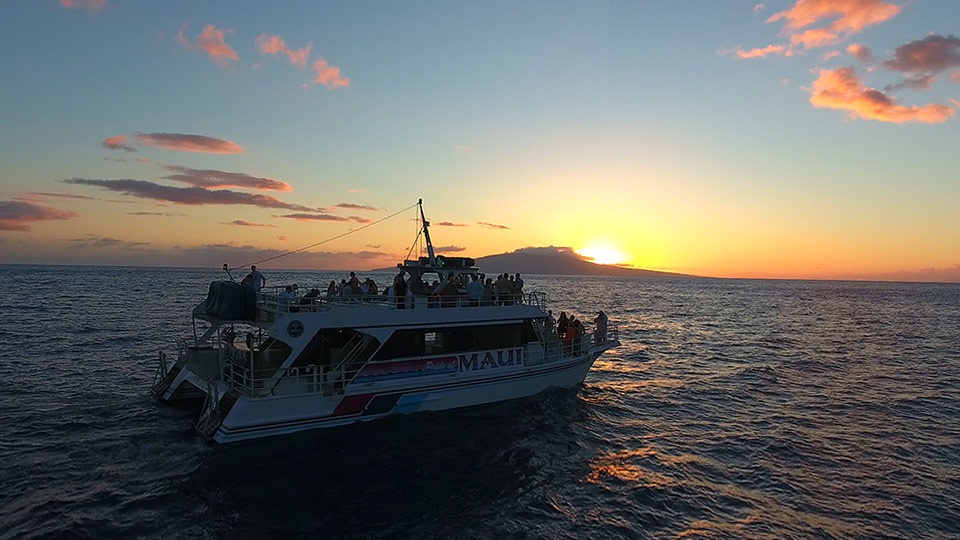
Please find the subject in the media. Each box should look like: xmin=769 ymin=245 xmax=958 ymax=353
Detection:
xmin=210 ymin=347 xmax=606 ymax=444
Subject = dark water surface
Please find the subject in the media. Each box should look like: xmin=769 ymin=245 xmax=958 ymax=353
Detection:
xmin=1 ymin=265 xmax=958 ymax=539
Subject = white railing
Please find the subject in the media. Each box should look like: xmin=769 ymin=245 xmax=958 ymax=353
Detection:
xmin=254 ymin=289 xmax=542 ymax=318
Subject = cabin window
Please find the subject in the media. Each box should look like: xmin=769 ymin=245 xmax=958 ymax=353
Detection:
xmin=371 ymin=322 xmax=534 ymax=362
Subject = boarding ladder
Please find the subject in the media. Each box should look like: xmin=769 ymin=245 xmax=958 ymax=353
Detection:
xmin=151 ymin=351 xmax=182 ymax=397
xmin=196 ymin=382 xmax=240 ymax=440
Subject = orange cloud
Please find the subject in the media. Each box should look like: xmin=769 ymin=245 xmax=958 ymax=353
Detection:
xmin=162 ymin=165 xmax=291 ymax=191
xmin=137 ymin=133 xmax=243 ymax=154
xmin=736 ymin=0 xmax=900 ymax=59
xmin=60 ymin=0 xmax=106 ymax=12
xmin=102 ymin=134 xmax=136 ymax=152
xmin=735 ymin=44 xmax=790 ymax=59
xmin=809 ymin=67 xmax=956 ymax=123
xmin=256 ymin=34 xmax=311 ymax=69
xmin=0 ymin=200 xmax=77 ymax=231
xmin=847 ymin=43 xmax=873 ymax=62
xmin=312 ymin=58 xmax=350 ymax=89
xmin=769 ymin=0 xmax=901 ymax=49
xmin=188 ymin=24 xmax=239 ymax=67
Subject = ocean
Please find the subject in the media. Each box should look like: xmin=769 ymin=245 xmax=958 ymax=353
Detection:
xmin=1 ymin=264 xmax=958 ymax=539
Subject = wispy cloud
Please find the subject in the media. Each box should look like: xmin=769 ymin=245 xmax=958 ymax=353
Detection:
xmin=161 ymin=165 xmax=291 ymax=192
xmin=436 ymin=221 xmax=468 ymax=227
xmin=335 ymin=202 xmax=379 ymax=211
xmin=128 ymin=211 xmax=176 ymax=216
xmin=435 ymin=245 xmax=466 ymax=252
xmin=809 ymin=67 xmax=956 ymax=124
xmin=0 ymin=200 xmax=77 ymax=231
xmin=277 ymin=213 xmax=372 ymax=223
xmin=137 ymin=133 xmax=243 ymax=154
xmin=59 ymin=0 xmax=106 ymax=12
xmin=454 ymin=145 xmax=473 ymax=154
xmin=477 ymin=222 xmax=509 ymax=230
xmin=312 ymin=57 xmax=350 ymax=89
xmin=223 ymin=220 xmax=275 ymax=227
xmin=102 ymin=135 xmax=136 ymax=152
xmin=734 ymin=44 xmax=790 ymax=60
xmin=64 ymin=178 xmax=318 ymax=211
xmin=177 ymin=24 xmax=239 ymax=67
xmin=256 ymin=34 xmax=311 ymax=69
xmin=67 ymin=235 xmax=149 ymax=249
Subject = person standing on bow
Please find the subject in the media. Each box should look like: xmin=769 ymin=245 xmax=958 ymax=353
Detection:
xmin=246 ymin=265 xmax=266 ymax=292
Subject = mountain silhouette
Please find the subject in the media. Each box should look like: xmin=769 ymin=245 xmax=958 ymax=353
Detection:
xmin=446 ymin=246 xmax=692 ymax=277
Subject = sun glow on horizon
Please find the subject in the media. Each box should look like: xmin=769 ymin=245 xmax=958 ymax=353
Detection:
xmin=575 ymin=244 xmax=629 ymax=266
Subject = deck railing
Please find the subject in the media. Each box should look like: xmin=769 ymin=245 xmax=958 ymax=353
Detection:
xmin=254 ymin=289 xmax=545 ymax=319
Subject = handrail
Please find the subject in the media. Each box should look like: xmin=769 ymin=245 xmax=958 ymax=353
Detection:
xmin=254 ymin=288 xmax=543 ymax=318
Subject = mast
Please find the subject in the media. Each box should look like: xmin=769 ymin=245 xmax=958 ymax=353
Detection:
xmin=419 ymin=198 xmax=438 ymax=266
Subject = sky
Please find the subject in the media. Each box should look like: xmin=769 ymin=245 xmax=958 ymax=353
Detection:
xmin=1 ymin=0 xmax=959 ymax=282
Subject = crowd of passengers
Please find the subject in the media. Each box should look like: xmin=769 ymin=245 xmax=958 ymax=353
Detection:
xmin=273 ymin=269 xmax=528 ymax=309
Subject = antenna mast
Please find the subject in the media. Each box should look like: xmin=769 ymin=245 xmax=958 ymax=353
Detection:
xmin=418 ymin=198 xmax=437 ymax=266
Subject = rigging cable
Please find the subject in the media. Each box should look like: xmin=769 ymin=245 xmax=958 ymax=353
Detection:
xmin=228 ymin=201 xmax=419 ymax=273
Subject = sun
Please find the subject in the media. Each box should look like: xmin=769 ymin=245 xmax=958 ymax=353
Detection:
xmin=575 ymin=244 xmax=628 ymax=266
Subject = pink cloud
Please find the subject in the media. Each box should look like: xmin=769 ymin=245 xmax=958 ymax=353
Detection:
xmin=769 ymin=0 xmax=901 ymax=48
xmin=63 ymin=178 xmax=318 ymax=211
xmin=137 ymin=133 xmax=243 ymax=154
xmin=0 ymin=200 xmax=77 ymax=231
xmin=183 ymin=24 xmax=239 ymax=67
xmin=162 ymin=165 xmax=291 ymax=191
xmin=312 ymin=58 xmax=350 ymax=89
xmin=735 ymin=44 xmax=790 ymax=59
xmin=60 ymin=0 xmax=106 ymax=12
xmin=102 ymin=134 xmax=136 ymax=152
xmin=278 ymin=213 xmax=372 ymax=223
xmin=436 ymin=221 xmax=468 ymax=227
xmin=847 ymin=43 xmax=873 ymax=62
xmin=809 ymin=67 xmax=956 ymax=124
xmin=477 ymin=222 xmax=510 ymax=230
xmin=256 ymin=34 xmax=311 ymax=69
xmin=736 ymin=0 xmax=900 ymax=59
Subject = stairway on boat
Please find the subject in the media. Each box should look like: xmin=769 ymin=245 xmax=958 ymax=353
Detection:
xmin=196 ymin=389 xmax=240 ymax=439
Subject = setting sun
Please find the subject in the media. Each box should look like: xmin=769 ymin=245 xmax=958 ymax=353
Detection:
xmin=576 ymin=244 xmax=629 ymax=266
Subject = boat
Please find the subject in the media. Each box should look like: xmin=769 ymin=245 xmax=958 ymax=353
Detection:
xmin=151 ymin=200 xmax=620 ymax=444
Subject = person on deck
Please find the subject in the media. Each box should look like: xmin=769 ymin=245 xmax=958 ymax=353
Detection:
xmin=467 ymin=274 xmax=484 ymax=307
xmin=246 ymin=265 xmax=266 ymax=292
xmin=393 ymin=270 xmax=408 ymax=309
xmin=557 ymin=311 xmax=569 ymax=340
xmin=594 ymin=310 xmax=608 ymax=344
